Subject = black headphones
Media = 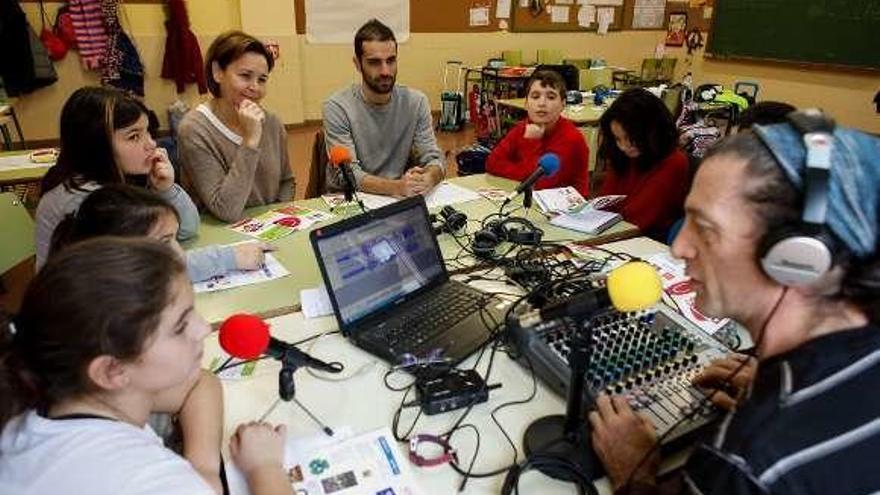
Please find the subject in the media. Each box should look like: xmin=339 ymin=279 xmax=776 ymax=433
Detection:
xmin=432 ymin=206 xmax=468 ymax=235
xmin=470 ymin=217 xmax=544 ymax=259
xmin=756 ymin=109 xmax=838 ymax=287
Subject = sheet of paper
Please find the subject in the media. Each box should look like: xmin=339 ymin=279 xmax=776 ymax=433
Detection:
xmin=550 ymin=5 xmax=570 ymax=23
xmin=703 ymin=6 xmax=713 ymax=18
xmin=645 ymin=253 xmax=730 ymax=335
xmin=496 ymin=0 xmax=512 ymax=18
xmin=597 ymin=7 xmax=615 ymax=33
xmin=469 ymin=6 xmax=490 ymax=26
xmin=208 ymin=355 xmax=261 ymax=380
xmin=520 ymin=0 xmax=529 ymax=6
xmin=193 ymin=253 xmax=290 ymax=293
xmin=301 ymin=286 xmax=334 ymax=319
xmin=226 ymin=428 xmax=356 ymax=495
xmin=229 ymin=206 xmax=334 ymax=241
xmin=356 ymin=192 xmax=398 ymax=210
xmin=0 ymin=154 xmax=53 ymax=171
xmin=477 ymin=187 xmax=508 ymax=203
xmin=556 ymin=0 xmax=574 ymax=4
xmin=577 ymin=5 xmax=596 ymax=26
xmin=632 ymin=0 xmax=665 ymax=29
xmin=227 ymin=427 xmax=424 ymax=495
xmin=424 ymin=181 xmax=481 ymax=208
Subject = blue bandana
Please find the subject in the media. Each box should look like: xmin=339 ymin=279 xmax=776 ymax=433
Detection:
xmin=753 ymin=122 xmax=880 ymax=258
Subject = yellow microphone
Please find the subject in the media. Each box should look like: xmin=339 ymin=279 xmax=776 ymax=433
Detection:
xmin=517 ymin=261 xmax=662 ymax=327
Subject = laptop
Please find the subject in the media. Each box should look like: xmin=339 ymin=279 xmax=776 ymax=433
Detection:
xmin=310 ymin=196 xmax=506 ymax=365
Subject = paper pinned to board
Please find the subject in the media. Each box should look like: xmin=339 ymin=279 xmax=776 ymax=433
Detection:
xmin=577 ymin=5 xmax=596 ymax=26
xmin=470 ymin=6 xmax=490 ymax=26
xmin=496 ymin=0 xmax=512 ymax=18
xmin=597 ymin=7 xmax=615 ymax=33
xmin=550 ymin=5 xmax=571 ymax=22
xmin=632 ymin=0 xmax=665 ymax=29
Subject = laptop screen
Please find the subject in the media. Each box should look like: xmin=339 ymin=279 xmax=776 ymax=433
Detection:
xmin=312 ymin=200 xmax=445 ymax=327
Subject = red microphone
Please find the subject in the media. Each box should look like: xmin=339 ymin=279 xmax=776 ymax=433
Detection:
xmin=328 ymin=145 xmax=358 ymax=202
xmin=218 ymin=313 xmax=271 ymax=360
xmin=218 ymin=313 xmax=341 ymax=373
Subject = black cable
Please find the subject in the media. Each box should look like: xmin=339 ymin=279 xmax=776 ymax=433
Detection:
xmin=291 ymin=330 xmax=340 ymax=347
xmin=211 ymin=355 xmax=272 ymax=374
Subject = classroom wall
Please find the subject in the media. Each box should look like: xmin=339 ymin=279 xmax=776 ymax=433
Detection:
xmin=12 ymin=3 xmax=879 ymax=142
xmin=298 ymin=30 xmax=879 ymax=134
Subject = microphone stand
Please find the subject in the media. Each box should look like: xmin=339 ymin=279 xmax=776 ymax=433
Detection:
xmin=522 ymin=319 xmax=605 ymax=481
xmin=334 ymin=160 xmax=367 ymax=215
xmin=522 ymin=184 xmax=533 ymax=211
xmin=274 ymin=343 xmax=341 ymax=437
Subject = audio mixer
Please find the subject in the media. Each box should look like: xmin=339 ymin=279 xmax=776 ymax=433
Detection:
xmin=509 ymin=304 xmax=732 ymax=448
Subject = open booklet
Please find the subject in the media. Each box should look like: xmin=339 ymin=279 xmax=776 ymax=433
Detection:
xmin=550 ymin=209 xmax=622 ymax=235
xmin=533 ymin=187 xmax=626 ymax=235
xmin=533 ymin=186 xmax=625 ymax=215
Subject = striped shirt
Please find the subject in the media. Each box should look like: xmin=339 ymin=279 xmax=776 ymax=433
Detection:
xmin=683 ymin=324 xmax=880 ymax=494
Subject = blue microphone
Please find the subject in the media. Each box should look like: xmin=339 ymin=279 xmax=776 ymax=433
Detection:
xmin=505 ymin=153 xmax=561 ymax=205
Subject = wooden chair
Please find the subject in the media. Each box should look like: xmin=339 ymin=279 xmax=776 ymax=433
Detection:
xmin=304 ymin=130 xmax=329 ymax=199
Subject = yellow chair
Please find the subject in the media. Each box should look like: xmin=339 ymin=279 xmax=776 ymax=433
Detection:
xmin=563 ymin=58 xmax=592 ymax=70
xmin=656 ymin=57 xmax=677 ymax=85
xmin=536 ymin=49 xmax=563 ymax=65
xmin=502 ymin=50 xmax=523 ymax=67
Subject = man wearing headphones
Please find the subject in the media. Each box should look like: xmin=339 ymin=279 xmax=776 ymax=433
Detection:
xmin=588 ymin=111 xmax=880 ymax=493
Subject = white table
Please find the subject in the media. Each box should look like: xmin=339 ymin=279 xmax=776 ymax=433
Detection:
xmin=202 ymin=237 xmax=708 ymax=494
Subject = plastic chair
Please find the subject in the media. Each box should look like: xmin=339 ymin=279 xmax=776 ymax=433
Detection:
xmin=563 ymin=58 xmax=591 ymax=70
xmin=734 ymin=81 xmax=761 ymax=105
xmin=656 ymin=58 xmax=677 ymax=85
xmin=536 ymin=49 xmax=563 ymax=65
xmin=502 ymin=50 xmax=523 ymax=67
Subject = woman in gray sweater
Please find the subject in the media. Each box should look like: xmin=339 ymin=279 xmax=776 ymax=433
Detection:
xmin=178 ymin=31 xmax=295 ymax=223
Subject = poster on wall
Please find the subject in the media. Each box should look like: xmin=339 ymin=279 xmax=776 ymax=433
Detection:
xmin=305 ymin=0 xmax=410 ymax=44
xmin=632 ymin=0 xmax=666 ymax=29
xmin=665 ymin=11 xmax=687 ymax=46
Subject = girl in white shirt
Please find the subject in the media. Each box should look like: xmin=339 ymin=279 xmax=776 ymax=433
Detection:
xmin=0 ymin=238 xmax=290 ymax=495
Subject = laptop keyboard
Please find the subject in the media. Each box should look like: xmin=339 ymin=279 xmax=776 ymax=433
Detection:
xmin=383 ymin=284 xmax=486 ymax=352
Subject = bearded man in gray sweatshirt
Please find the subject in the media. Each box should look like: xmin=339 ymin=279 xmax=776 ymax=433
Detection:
xmin=322 ymin=19 xmax=445 ymax=197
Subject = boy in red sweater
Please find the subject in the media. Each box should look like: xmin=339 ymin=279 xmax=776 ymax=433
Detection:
xmin=486 ymin=70 xmax=590 ymax=197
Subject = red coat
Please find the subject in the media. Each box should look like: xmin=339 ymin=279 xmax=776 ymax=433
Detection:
xmin=160 ymin=0 xmax=207 ymax=94
xmin=486 ymin=117 xmax=590 ymax=197
xmin=598 ymin=149 xmax=689 ymax=239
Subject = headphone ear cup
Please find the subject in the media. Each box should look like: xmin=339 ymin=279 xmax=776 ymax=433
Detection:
xmin=440 ymin=206 xmax=468 ymax=233
xmin=760 ymin=225 xmax=835 ymax=286
xmin=472 ymin=229 xmax=500 ymax=258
